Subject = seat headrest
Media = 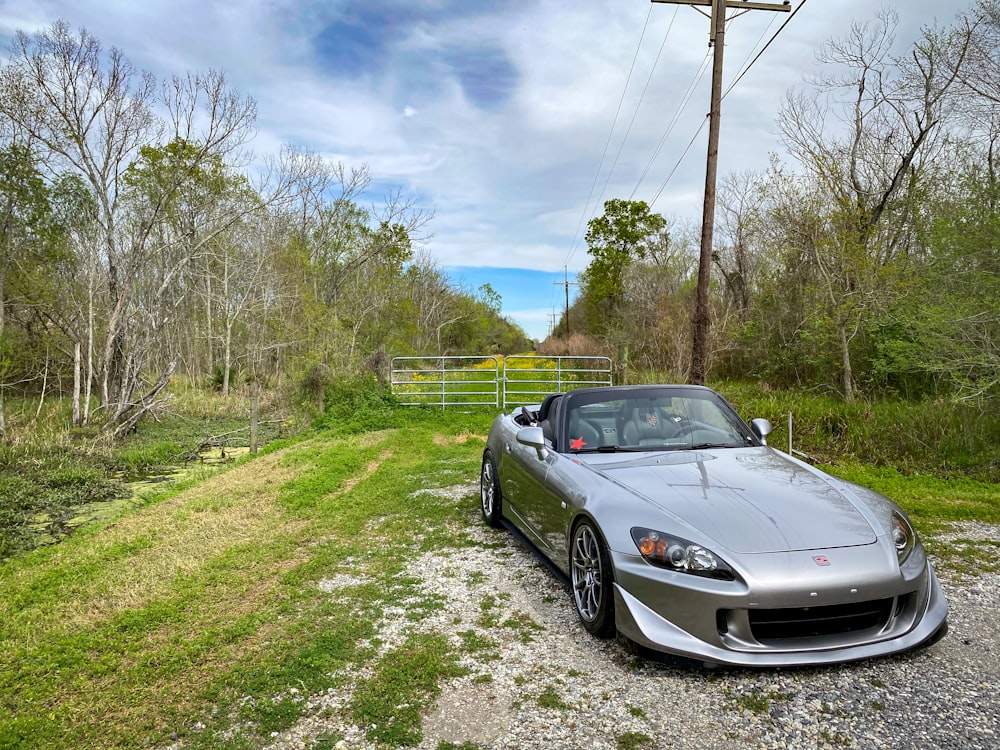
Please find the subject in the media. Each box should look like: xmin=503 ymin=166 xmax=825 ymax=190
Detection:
xmin=536 ymin=393 xmax=563 ymax=422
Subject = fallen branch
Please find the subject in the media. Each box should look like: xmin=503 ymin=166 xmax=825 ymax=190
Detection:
xmin=107 ymin=358 xmax=179 ymax=441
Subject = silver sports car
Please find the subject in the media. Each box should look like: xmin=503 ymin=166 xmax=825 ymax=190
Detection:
xmin=479 ymin=385 xmax=948 ymax=666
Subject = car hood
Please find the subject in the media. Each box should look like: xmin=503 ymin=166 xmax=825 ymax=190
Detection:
xmin=587 ymin=448 xmax=877 ymax=554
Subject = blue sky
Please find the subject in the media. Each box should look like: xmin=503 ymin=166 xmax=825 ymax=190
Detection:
xmin=447 ymin=266 xmax=578 ymax=341
xmin=0 ymin=0 xmax=951 ymax=340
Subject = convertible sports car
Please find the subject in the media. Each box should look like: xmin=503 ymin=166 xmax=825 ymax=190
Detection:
xmin=479 ymin=385 xmax=948 ymax=666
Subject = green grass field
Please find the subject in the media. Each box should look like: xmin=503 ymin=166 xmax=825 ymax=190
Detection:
xmin=0 ymin=415 xmax=494 ymax=749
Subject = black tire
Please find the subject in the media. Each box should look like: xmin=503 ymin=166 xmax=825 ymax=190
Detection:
xmin=480 ymin=451 xmax=503 ymax=528
xmin=570 ymin=519 xmax=616 ymax=637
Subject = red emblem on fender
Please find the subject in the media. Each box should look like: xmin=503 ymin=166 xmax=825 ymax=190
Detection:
xmin=813 ymin=555 xmax=830 ymax=566
xmin=570 ymin=436 xmax=587 ymax=450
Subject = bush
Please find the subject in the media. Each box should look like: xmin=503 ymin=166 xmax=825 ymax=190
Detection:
xmin=314 ymin=374 xmax=401 ymax=434
xmin=536 ymin=333 xmax=611 ymax=358
xmin=210 ymin=365 xmax=239 ymax=391
xmin=717 ymin=381 xmax=1000 ymax=482
xmin=313 ymin=373 xmax=496 ymax=436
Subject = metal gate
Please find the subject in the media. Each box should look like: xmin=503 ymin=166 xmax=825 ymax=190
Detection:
xmin=390 ymin=356 xmax=501 ymax=408
xmin=390 ymin=355 xmax=612 ymax=409
xmin=502 ymin=355 xmax=613 ymax=408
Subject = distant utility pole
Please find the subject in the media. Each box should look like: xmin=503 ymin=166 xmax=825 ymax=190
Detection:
xmin=651 ymin=0 xmax=790 ymax=384
xmin=553 ymin=267 xmax=579 ymax=336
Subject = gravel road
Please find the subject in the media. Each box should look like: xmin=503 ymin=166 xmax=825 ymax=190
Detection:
xmin=270 ymin=485 xmax=1000 ymax=750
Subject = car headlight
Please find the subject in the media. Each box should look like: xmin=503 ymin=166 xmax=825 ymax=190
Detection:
xmin=630 ymin=527 xmax=735 ymax=580
xmin=891 ymin=511 xmax=915 ymax=564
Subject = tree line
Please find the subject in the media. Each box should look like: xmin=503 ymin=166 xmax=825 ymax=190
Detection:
xmin=0 ymin=21 xmax=531 ymax=439
xmin=552 ymin=3 xmax=1000 ymax=406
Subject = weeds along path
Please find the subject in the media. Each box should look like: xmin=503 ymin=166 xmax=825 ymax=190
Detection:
xmin=265 ymin=507 xmax=1000 ymax=750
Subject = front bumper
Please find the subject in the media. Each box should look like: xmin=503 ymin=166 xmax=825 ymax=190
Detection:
xmin=611 ymin=550 xmax=949 ymax=667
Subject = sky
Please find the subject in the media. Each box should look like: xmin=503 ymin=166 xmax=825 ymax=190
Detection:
xmin=0 ymin=0 xmax=959 ymax=340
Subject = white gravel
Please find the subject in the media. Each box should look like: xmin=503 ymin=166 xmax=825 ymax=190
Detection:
xmin=265 ymin=483 xmax=1000 ymax=750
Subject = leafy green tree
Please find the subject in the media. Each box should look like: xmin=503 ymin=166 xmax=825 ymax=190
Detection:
xmin=0 ymin=143 xmax=58 ymax=437
xmin=579 ymin=199 xmax=668 ymax=334
xmin=477 ymin=283 xmax=502 ymax=316
xmin=875 ymin=145 xmax=1000 ymax=401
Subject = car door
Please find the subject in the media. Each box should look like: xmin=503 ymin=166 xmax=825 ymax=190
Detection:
xmin=519 ymin=398 xmax=580 ymax=564
xmin=499 ymin=427 xmax=555 ymax=554
xmin=531 ymin=452 xmax=578 ymax=568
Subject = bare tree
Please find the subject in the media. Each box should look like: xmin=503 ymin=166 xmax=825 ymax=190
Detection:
xmin=715 ymin=170 xmax=769 ymax=320
xmin=0 ymin=22 xmax=265 ymax=432
xmin=776 ymin=9 xmax=973 ymax=400
xmin=949 ymin=1 xmax=1000 ymax=106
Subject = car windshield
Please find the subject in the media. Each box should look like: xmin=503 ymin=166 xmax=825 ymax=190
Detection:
xmin=563 ymin=391 xmax=753 ymax=453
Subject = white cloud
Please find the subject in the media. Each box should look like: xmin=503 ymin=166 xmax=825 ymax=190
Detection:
xmin=0 ymin=0 xmax=958 ymax=336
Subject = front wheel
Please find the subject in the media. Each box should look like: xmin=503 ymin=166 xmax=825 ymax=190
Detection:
xmin=571 ymin=520 xmax=616 ymax=637
xmin=480 ymin=451 xmax=503 ymax=528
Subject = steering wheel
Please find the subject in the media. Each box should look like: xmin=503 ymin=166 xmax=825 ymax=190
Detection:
xmin=665 ymin=414 xmax=695 ymax=438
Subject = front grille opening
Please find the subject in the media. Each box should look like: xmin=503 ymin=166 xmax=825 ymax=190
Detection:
xmin=716 ymin=610 xmax=728 ymax=635
xmin=747 ymin=598 xmax=893 ymax=643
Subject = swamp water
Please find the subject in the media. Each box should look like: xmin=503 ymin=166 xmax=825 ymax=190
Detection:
xmin=28 ymin=446 xmax=252 ymax=547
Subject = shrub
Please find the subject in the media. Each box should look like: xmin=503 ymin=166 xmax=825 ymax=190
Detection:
xmin=717 ymin=381 xmax=1000 ymax=481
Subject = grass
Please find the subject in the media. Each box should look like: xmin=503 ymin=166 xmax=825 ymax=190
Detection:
xmin=0 ymin=409 xmax=496 ymax=749
xmin=616 ymin=732 xmax=654 ymax=750
xmin=349 ymin=632 xmax=467 ymax=746
xmin=822 ymin=465 xmax=1000 ymax=529
xmin=1 ymin=380 xmax=998 ymax=748
xmin=535 ymin=685 xmax=570 ymax=710
xmin=0 ymin=386 xmax=293 ymax=559
xmin=725 ymin=688 xmax=794 ymax=716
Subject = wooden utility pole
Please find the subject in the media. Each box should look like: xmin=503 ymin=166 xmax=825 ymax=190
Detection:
xmin=651 ymin=0 xmax=790 ymax=384
xmin=553 ymin=267 xmax=579 ymax=336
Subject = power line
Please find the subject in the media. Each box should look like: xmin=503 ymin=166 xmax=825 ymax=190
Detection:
xmin=724 ymin=0 xmax=810 ymax=100
xmin=565 ymin=0 xmax=805 ymax=279
xmin=553 ymin=266 xmax=580 ymax=335
xmin=591 ymin=6 xmax=681 ymax=216
xmin=562 ymin=7 xmax=656 ymax=271
xmin=630 ymin=49 xmax=712 ymax=200
xmin=650 ymin=115 xmax=708 ymax=207
xmin=650 ymin=0 xmax=793 ymax=385
xmin=642 ymin=0 xmax=804 ymax=208
xmin=727 ymin=13 xmax=779 ymax=88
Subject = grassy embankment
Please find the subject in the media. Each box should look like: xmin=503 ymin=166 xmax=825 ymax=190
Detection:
xmin=0 ymin=382 xmax=290 ymax=558
xmin=1 ymin=399 xmax=497 ymax=749
xmin=0 ymin=376 xmax=997 ymax=749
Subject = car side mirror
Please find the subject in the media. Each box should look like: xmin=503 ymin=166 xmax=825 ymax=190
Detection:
xmin=750 ymin=418 xmax=772 ymax=445
xmin=516 ymin=426 xmax=548 ymax=460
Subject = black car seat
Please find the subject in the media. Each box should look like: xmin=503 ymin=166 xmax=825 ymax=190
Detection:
xmin=622 ymin=405 xmax=678 ymax=447
xmin=567 ymin=408 xmax=602 ymax=451
xmin=537 ymin=393 xmax=563 ymax=448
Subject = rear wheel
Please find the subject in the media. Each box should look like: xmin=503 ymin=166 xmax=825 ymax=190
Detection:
xmin=480 ymin=451 xmax=503 ymax=528
xmin=571 ymin=520 xmax=615 ymax=637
